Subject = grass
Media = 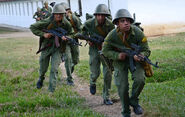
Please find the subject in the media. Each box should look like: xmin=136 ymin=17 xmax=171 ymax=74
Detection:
xmin=0 ymin=27 xmax=19 ymax=34
xmin=75 ymin=32 xmax=185 ymax=117
xmin=0 ymin=37 xmax=104 ymax=117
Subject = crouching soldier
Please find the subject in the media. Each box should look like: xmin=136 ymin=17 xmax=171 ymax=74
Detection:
xmin=81 ymin=4 xmax=115 ymax=105
xmin=102 ymin=9 xmax=151 ymax=117
xmin=30 ymin=4 xmax=73 ymax=92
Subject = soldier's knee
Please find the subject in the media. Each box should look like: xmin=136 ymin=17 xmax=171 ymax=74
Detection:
xmin=135 ymin=78 xmax=145 ymax=86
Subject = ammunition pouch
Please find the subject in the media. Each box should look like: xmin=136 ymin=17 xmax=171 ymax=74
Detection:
xmin=142 ymin=61 xmax=153 ymax=77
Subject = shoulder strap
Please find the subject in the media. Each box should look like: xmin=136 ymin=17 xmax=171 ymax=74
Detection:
xmin=117 ymin=29 xmax=131 ymax=48
xmin=47 ymin=22 xmax=54 ymax=30
xmin=96 ymin=26 xmax=106 ymax=37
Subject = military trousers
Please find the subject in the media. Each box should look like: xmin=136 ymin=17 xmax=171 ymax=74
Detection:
xmin=113 ymin=62 xmax=145 ymax=116
xmin=39 ymin=48 xmax=62 ymax=92
xmin=89 ymin=46 xmax=112 ymax=100
xmin=64 ymin=44 xmax=79 ymax=82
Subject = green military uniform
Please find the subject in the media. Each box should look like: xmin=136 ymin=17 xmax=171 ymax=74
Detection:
xmin=33 ymin=11 xmax=42 ymax=21
xmin=65 ymin=13 xmax=81 ymax=84
xmin=81 ymin=17 xmax=114 ymax=100
xmin=30 ymin=14 xmax=73 ymax=92
xmin=41 ymin=6 xmax=52 ymax=19
xmin=102 ymin=25 xmax=150 ymax=116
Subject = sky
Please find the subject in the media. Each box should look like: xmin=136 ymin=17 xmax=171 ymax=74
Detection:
xmin=127 ymin=0 xmax=185 ymax=24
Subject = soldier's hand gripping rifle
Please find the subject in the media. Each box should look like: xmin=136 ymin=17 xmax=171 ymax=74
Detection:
xmin=75 ymin=33 xmax=104 ymax=47
xmin=43 ymin=27 xmax=82 ymax=46
xmin=110 ymin=43 xmax=159 ymax=73
xmin=36 ymin=27 xmax=82 ymax=54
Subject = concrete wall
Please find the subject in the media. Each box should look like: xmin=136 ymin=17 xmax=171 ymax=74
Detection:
xmin=0 ymin=0 xmax=128 ymax=28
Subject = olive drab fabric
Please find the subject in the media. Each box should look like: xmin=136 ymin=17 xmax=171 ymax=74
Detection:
xmin=102 ymin=25 xmax=150 ymax=116
xmin=93 ymin=4 xmax=111 ymax=16
xmin=33 ymin=7 xmax=42 ymax=21
xmin=113 ymin=9 xmax=134 ymax=24
xmin=30 ymin=16 xmax=73 ymax=92
xmin=81 ymin=17 xmax=115 ymax=100
xmin=41 ymin=1 xmax=52 ymax=19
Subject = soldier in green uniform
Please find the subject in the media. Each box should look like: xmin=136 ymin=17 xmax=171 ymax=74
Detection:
xmin=30 ymin=4 xmax=73 ymax=92
xmin=60 ymin=2 xmax=82 ymax=85
xmin=41 ymin=1 xmax=52 ymax=19
xmin=102 ymin=9 xmax=151 ymax=117
xmin=33 ymin=7 xmax=42 ymax=22
xmin=81 ymin=4 xmax=115 ymax=105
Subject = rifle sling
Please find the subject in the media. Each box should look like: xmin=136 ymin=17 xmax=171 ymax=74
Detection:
xmin=117 ymin=29 xmax=132 ymax=49
xmin=70 ymin=14 xmax=78 ymax=33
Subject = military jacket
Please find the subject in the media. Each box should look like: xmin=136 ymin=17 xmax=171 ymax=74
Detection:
xmin=66 ymin=13 xmax=82 ymax=33
xmin=102 ymin=25 xmax=151 ymax=68
xmin=30 ymin=16 xmax=73 ymax=51
xmin=41 ymin=6 xmax=52 ymax=18
xmin=33 ymin=11 xmax=42 ymax=19
xmin=82 ymin=17 xmax=115 ymax=38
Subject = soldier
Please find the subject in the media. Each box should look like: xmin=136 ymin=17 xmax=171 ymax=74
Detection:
xmin=41 ymin=1 xmax=52 ymax=19
xmin=30 ymin=4 xmax=73 ymax=92
xmin=102 ymin=9 xmax=151 ymax=117
xmin=60 ymin=2 xmax=82 ymax=85
xmin=33 ymin=7 xmax=42 ymax=22
xmin=81 ymin=4 xmax=115 ymax=105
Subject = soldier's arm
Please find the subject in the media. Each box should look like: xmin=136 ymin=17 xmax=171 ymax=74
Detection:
xmin=102 ymin=32 xmax=120 ymax=60
xmin=33 ymin=13 xmax=37 ymax=19
xmin=30 ymin=19 xmax=50 ymax=37
xmin=72 ymin=14 xmax=82 ymax=32
xmin=81 ymin=20 xmax=92 ymax=35
xmin=137 ymin=30 xmax=151 ymax=57
xmin=63 ymin=17 xmax=73 ymax=36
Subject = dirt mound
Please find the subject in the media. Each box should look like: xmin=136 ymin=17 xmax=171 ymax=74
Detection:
xmin=143 ymin=22 xmax=185 ymax=37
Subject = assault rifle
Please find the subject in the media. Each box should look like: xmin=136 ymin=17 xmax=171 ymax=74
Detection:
xmin=75 ymin=33 xmax=104 ymax=46
xmin=36 ymin=27 xmax=82 ymax=54
xmin=110 ymin=43 xmax=159 ymax=73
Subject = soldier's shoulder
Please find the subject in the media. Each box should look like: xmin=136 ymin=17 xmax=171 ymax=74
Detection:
xmin=131 ymin=25 xmax=143 ymax=34
xmin=85 ymin=18 xmax=95 ymax=24
xmin=84 ymin=18 xmax=95 ymax=27
xmin=106 ymin=28 xmax=117 ymax=38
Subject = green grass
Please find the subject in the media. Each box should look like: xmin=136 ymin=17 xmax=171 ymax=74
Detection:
xmin=0 ymin=37 xmax=104 ymax=117
xmin=0 ymin=27 xmax=18 ymax=34
xmin=75 ymin=32 xmax=185 ymax=117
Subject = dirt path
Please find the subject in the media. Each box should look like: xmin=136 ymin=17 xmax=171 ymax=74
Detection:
xmin=60 ymin=63 xmax=145 ymax=117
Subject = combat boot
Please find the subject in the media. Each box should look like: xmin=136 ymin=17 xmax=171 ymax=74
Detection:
xmin=130 ymin=104 xmax=143 ymax=115
xmin=90 ymin=84 xmax=96 ymax=95
xmin=103 ymin=99 xmax=113 ymax=105
xmin=36 ymin=77 xmax=44 ymax=89
xmin=67 ymin=80 xmax=74 ymax=86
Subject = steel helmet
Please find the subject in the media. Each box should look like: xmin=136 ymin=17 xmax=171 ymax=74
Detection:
xmin=93 ymin=4 xmax=110 ymax=16
xmin=52 ymin=4 xmax=66 ymax=14
xmin=113 ymin=9 xmax=134 ymax=24
xmin=60 ymin=2 xmax=70 ymax=10
xmin=37 ymin=7 xmax=41 ymax=12
xmin=44 ymin=1 xmax=48 ymax=6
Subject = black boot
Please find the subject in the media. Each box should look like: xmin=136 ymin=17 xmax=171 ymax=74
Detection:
xmin=36 ymin=78 xmax=44 ymax=89
xmin=90 ymin=84 xmax=96 ymax=95
xmin=67 ymin=80 xmax=74 ymax=86
xmin=130 ymin=104 xmax=143 ymax=115
xmin=103 ymin=99 xmax=113 ymax=105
